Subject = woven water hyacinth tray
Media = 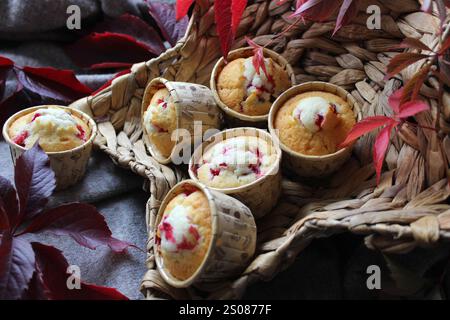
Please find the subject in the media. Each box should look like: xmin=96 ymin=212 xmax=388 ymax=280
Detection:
xmin=69 ymin=0 xmax=450 ymax=299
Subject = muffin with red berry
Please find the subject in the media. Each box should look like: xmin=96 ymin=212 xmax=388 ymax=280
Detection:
xmin=155 ymin=184 xmax=212 ymax=281
xmin=3 ymin=105 xmax=97 ymax=190
xmin=269 ymin=82 xmax=361 ymax=177
xmin=142 ymin=78 xmax=222 ymax=164
xmin=7 ymin=106 xmax=91 ymax=152
xmin=142 ymin=87 xmax=177 ymax=159
xmin=154 ymin=180 xmax=256 ymax=288
xmin=189 ymin=128 xmax=282 ymax=218
xmin=211 ymin=47 xmax=294 ymax=126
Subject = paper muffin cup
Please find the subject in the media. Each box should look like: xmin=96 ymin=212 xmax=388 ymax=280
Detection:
xmin=2 ymin=105 xmax=97 ymax=190
xmin=153 ymin=179 xmax=257 ymax=288
xmin=268 ymin=81 xmax=362 ymax=177
xmin=210 ymin=47 xmax=296 ymax=128
xmin=141 ymin=77 xmax=222 ymax=164
xmin=188 ymin=127 xmax=282 ymax=219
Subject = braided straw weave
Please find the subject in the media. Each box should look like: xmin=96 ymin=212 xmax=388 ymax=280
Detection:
xmin=70 ymin=0 xmax=450 ymax=299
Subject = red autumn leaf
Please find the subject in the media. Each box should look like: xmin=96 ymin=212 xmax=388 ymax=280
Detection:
xmin=0 ymin=232 xmax=36 ymax=300
xmin=397 ymin=100 xmax=429 ymax=119
xmin=215 ymin=0 xmax=233 ymax=58
xmin=246 ymin=37 xmax=269 ymax=78
xmin=22 ymin=269 xmax=50 ymax=300
xmin=373 ymin=122 xmax=395 ymax=184
xmin=148 ymin=1 xmax=189 ymax=47
xmin=14 ymin=143 xmax=55 ymax=224
xmin=339 ymin=116 xmax=395 ymax=148
xmin=175 ymin=0 xmax=195 ymax=21
xmin=291 ymin=0 xmax=341 ymax=22
xmin=93 ymin=14 xmax=165 ymax=56
xmin=91 ymin=69 xmax=131 ymax=96
xmin=17 ymin=66 xmax=93 ymax=102
xmin=232 ymin=0 xmax=248 ymax=36
xmin=66 ymin=32 xmax=155 ymax=69
xmin=22 ymin=203 xmax=134 ymax=253
xmin=32 ymin=243 xmax=128 ymax=300
xmin=397 ymin=37 xmax=433 ymax=52
xmin=333 ymin=0 xmax=359 ymax=35
xmin=0 ymin=176 xmax=19 ymax=231
xmin=386 ymin=53 xmax=430 ymax=79
xmin=388 ymin=88 xmax=403 ymax=114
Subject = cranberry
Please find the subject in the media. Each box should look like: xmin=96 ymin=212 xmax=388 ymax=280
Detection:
xmin=210 ymin=168 xmax=221 ymax=177
xmin=183 ymin=185 xmax=197 ymax=196
xmin=315 ymin=114 xmax=324 ymax=129
xmin=13 ymin=131 xmax=29 ymax=147
xmin=159 ymin=220 xmax=175 ymax=243
xmin=330 ymin=103 xmax=337 ymax=114
xmin=248 ymin=164 xmax=261 ymax=176
xmin=76 ymin=125 xmax=86 ymax=141
xmin=31 ymin=113 xmax=41 ymax=122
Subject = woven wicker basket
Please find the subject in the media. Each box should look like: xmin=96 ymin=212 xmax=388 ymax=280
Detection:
xmin=69 ymin=0 xmax=450 ymax=299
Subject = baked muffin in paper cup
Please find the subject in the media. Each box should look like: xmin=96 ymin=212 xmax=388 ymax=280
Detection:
xmin=141 ymin=77 xmax=222 ymax=164
xmin=210 ymin=47 xmax=295 ymax=128
xmin=153 ymin=179 xmax=256 ymax=288
xmin=269 ymin=81 xmax=362 ymax=177
xmin=188 ymin=127 xmax=282 ymax=219
xmin=2 ymin=105 xmax=97 ymax=190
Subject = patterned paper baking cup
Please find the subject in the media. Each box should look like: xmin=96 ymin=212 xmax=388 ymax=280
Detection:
xmin=210 ymin=47 xmax=296 ymax=128
xmin=153 ymin=179 xmax=257 ymax=288
xmin=268 ymin=81 xmax=362 ymax=177
xmin=2 ymin=105 xmax=97 ymax=190
xmin=188 ymin=127 xmax=282 ymax=219
xmin=141 ymin=77 xmax=223 ymax=164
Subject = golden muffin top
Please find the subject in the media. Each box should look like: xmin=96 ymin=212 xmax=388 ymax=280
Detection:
xmin=274 ymin=91 xmax=356 ymax=156
xmin=217 ymin=57 xmax=291 ymax=116
xmin=8 ymin=106 xmax=90 ymax=152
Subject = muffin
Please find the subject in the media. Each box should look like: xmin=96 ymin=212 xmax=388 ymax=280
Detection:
xmin=274 ymin=91 xmax=356 ymax=156
xmin=217 ymin=56 xmax=291 ymax=117
xmin=194 ymin=136 xmax=277 ymax=189
xmin=155 ymin=185 xmax=212 ymax=281
xmin=189 ymin=128 xmax=282 ymax=218
xmin=142 ymin=87 xmax=177 ymax=158
xmin=154 ymin=180 xmax=257 ymax=288
xmin=8 ymin=106 xmax=90 ymax=152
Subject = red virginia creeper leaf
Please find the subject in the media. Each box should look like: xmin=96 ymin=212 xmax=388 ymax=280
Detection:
xmin=388 ymin=88 xmax=404 ymax=114
xmin=148 ymin=1 xmax=189 ymax=47
xmin=23 ymin=203 xmax=134 ymax=253
xmin=373 ymin=123 xmax=395 ymax=184
xmin=93 ymin=14 xmax=165 ymax=55
xmin=397 ymin=100 xmax=429 ymax=119
xmin=334 ymin=0 xmax=359 ymax=35
xmin=0 ymin=176 xmax=18 ymax=231
xmin=17 ymin=66 xmax=93 ymax=102
xmin=215 ymin=0 xmax=233 ymax=58
xmin=32 ymin=243 xmax=128 ymax=300
xmin=386 ymin=53 xmax=430 ymax=78
xmin=175 ymin=0 xmax=195 ymax=21
xmin=246 ymin=37 xmax=269 ymax=77
xmin=22 ymin=269 xmax=50 ymax=300
xmin=397 ymin=38 xmax=433 ymax=52
xmin=0 ymin=56 xmax=14 ymax=98
xmin=232 ymin=0 xmax=248 ymax=35
xmin=66 ymin=32 xmax=155 ymax=69
xmin=0 ymin=233 xmax=35 ymax=300
xmin=339 ymin=116 xmax=395 ymax=148
xmin=14 ymin=143 xmax=55 ymax=223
